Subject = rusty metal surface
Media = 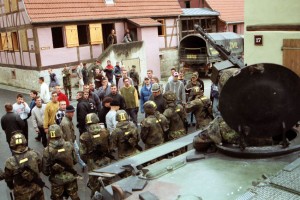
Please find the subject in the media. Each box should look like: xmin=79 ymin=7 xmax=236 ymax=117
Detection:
xmin=219 ymin=63 xmax=300 ymax=137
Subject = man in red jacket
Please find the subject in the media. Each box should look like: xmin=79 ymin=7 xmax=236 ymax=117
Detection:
xmin=55 ymin=85 xmax=70 ymax=106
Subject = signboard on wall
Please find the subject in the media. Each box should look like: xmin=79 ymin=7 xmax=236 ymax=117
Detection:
xmin=122 ymin=58 xmax=140 ymax=73
xmin=254 ymin=35 xmax=263 ymax=46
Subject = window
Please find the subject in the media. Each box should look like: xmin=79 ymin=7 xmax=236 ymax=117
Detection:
xmin=19 ymin=29 xmax=28 ymax=51
xmin=89 ymin=23 xmax=103 ymax=44
xmin=51 ymin=27 xmax=64 ymax=48
xmin=157 ymin=19 xmax=165 ymax=36
xmin=4 ymin=0 xmax=10 ymax=13
xmin=78 ymin=25 xmax=89 ymax=45
xmin=233 ymin=25 xmax=237 ymax=33
xmin=185 ymin=1 xmax=190 ymax=8
xmin=1 ymin=33 xmax=8 ymax=50
xmin=7 ymin=32 xmax=13 ymax=51
xmin=11 ymin=32 xmax=19 ymax=51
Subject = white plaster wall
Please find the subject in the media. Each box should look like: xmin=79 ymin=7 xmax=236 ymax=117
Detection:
xmin=115 ymin=22 xmax=125 ymax=43
xmin=79 ymin=46 xmax=91 ymax=61
xmin=244 ymin=0 xmax=300 ymax=65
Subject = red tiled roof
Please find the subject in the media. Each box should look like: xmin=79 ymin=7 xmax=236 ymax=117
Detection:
xmin=205 ymin=0 xmax=244 ymax=23
xmin=23 ymin=0 xmax=182 ymax=23
xmin=128 ymin=18 xmax=161 ymax=27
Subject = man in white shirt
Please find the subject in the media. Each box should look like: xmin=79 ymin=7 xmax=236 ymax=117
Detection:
xmin=39 ymin=77 xmax=50 ymax=103
xmin=31 ymin=96 xmax=47 ymax=147
xmin=13 ymin=93 xmax=30 ymax=140
xmin=105 ymin=100 xmax=120 ymax=134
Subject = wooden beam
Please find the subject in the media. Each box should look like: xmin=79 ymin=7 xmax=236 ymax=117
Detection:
xmin=247 ymin=25 xmax=300 ymax=31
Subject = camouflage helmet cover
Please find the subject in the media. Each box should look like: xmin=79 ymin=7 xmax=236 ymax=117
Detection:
xmin=86 ymin=113 xmax=100 ymax=125
xmin=116 ymin=110 xmax=129 ymax=122
xmin=143 ymin=100 xmax=157 ymax=114
xmin=163 ymin=91 xmax=177 ymax=102
xmin=192 ymin=86 xmax=203 ymax=96
xmin=48 ymin=124 xmax=63 ymax=139
xmin=10 ymin=132 xmax=27 ymax=147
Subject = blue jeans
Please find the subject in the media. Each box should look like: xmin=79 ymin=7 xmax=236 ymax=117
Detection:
xmin=74 ymin=140 xmax=86 ymax=168
xmin=212 ymin=98 xmax=221 ymax=118
xmin=126 ymin=108 xmax=138 ymax=125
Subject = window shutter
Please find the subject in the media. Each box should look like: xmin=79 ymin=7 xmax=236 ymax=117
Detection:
xmin=1 ymin=33 xmax=8 ymax=50
xmin=4 ymin=0 xmax=10 ymax=13
xmin=19 ymin=29 xmax=28 ymax=51
xmin=7 ymin=32 xmax=13 ymax=51
xmin=89 ymin=23 xmax=103 ymax=44
xmin=11 ymin=0 xmax=18 ymax=12
xmin=65 ymin=25 xmax=79 ymax=47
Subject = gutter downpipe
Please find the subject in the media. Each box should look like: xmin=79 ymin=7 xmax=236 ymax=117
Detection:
xmin=177 ymin=14 xmax=181 ymax=70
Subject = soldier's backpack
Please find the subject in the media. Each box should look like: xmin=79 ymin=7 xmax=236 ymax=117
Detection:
xmin=88 ymin=123 xmax=110 ymax=154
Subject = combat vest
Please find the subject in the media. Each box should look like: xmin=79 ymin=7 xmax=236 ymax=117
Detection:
xmin=113 ymin=121 xmax=138 ymax=158
xmin=141 ymin=114 xmax=167 ymax=145
xmin=48 ymin=140 xmax=76 ymax=185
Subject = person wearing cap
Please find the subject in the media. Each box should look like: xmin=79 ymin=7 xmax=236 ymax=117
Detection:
xmin=140 ymin=77 xmax=152 ymax=114
xmin=60 ymin=105 xmax=87 ymax=171
xmin=165 ymin=71 xmax=186 ymax=105
xmin=149 ymin=83 xmax=166 ymax=114
xmin=106 ymin=100 xmax=120 ymax=134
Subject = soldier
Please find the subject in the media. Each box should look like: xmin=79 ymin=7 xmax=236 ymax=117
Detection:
xmin=42 ymin=124 xmax=79 ymax=200
xmin=4 ymin=132 xmax=45 ymax=199
xmin=111 ymin=110 xmax=140 ymax=159
xmin=62 ymin=65 xmax=72 ymax=100
xmin=80 ymin=113 xmax=111 ymax=197
xmin=141 ymin=101 xmax=169 ymax=150
xmin=163 ymin=91 xmax=187 ymax=141
xmin=186 ymin=86 xmax=213 ymax=130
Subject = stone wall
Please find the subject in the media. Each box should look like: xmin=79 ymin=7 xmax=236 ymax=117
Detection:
xmin=160 ymin=48 xmax=179 ymax=80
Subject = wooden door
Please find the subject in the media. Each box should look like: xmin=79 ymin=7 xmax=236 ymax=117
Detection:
xmin=283 ymin=39 xmax=300 ymax=77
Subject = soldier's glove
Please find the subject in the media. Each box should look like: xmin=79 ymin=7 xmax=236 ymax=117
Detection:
xmin=52 ymin=163 xmax=65 ymax=173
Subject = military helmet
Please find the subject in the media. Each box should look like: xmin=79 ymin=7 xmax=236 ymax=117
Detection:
xmin=192 ymin=86 xmax=203 ymax=96
xmin=10 ymin=132 xmax=27 ymax=148
xmin=163 ymin=91 xmax=177 ymax=102
xmin=200 ymin=96 xmax=211 ymax=107
xmin=143 ymin=100 xmax=157 ymax=114
xmin=48 ymin=124 xmax=63 ymax=139
xmin=116 ymin=110 xmax=129 ymax=122
xmin=86 ymin=113 xmax=100 ymax=125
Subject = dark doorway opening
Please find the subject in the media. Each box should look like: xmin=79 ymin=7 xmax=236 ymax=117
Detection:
xmin=102 ymin=23 xmax=114 ymax=49
xmin=78 ymin=25 xmax=89 ymax=45
xmin=51 ymin=27 xmax=64 ymax=48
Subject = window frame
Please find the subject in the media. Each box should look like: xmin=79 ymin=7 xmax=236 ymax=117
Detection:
xmin=157 ymin=19 xmax=166 ymax=37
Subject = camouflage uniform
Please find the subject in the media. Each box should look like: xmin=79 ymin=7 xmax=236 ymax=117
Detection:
xmin=62 ymin=68 xmax=72 ymax=99
xmin=186 ymin=86 xmax=213 ymax=130
xmin=4 ymin=133 xmax=45 ymax=200
xmin=42 ymin=124 xmax=79 ymax=200
xmin=111 ymin=110 xmax=140 ymax=159
xmin=79 ymin=113 xmax=111 ymax=197
xmin=141 ymin=101 xmax=169 ymax=149
xmin=163 ymin=91 xmax=186 ymax=141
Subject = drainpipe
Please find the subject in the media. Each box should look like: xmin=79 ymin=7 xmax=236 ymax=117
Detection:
xmin=177 ymin=14 xmax=181 ymax=70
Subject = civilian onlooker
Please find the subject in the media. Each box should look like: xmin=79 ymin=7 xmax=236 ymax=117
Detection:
xmin=13 ymin=94 xmax=30 ymax=140
xmin=98 ymin=97 xmax=113 ymax=127
xmin=83 ymin=91 xmax=97 ymax=114
xmin=1 ymin=103 xmax=25 ymax=144
xmin=31 ymin=96 xmax=47 ymax=147
xmin=107 ymin=29 xmax=117 ymax=45
xmin=62 ymin=64 xmax=73 ymax=100
xmin=94 ymin=68 xmax=104 ymax=89
xmin=60 ymin=105 xmax=87 ymax=171
xmin=165 ymin=72 xmax=186 ymax=105
xmin=114 ymin=61 xmax=122 ymax=88
xmin=149 ymin=83 xmax=166 ymax=114
xmin=178 ymin=69 xmax=187 ymax=86
xmin=140 ymin=77 xmax=152 ymax=114
xmin=55 ymin=85 xmax=70 ymax=106
xmin=82 ymin=63 xmax=89 ymax=85
xmin=106 ymin=100 xmax=120 ymax=134
xmin=151 ymin=76 xmax=164 ymax=93
xmin=48 ymin=68 xmax=59 ymax=90
xmin=119 ymin=77 xmax=139 ymax=125
xmin=76 ymin=91 xmax=91 ymax=134
xmin=85 ymin=83 xmax=101 ymax=112
xmin=39 ymin=77 xmax=50 ymax=103
xmin=55 ymin=100 xmax=66 ymax=125
xmin=43 ymin=91 xmax=59 ymax=134
xmin=104 ymin=60 xmax=114 ymax=83
xmin=117 ymin=69 xmax=134 ymax=90
xmin=123 ymin=28 xmax=133 ymax=43
xmin=146 ymin=69 xmax=153 ymax=80
xmin=96 ymin=78 xmax=111 ymax=101
xmin=28 ymin=90 xmax=38 ymax=119
xmin=105 ymin=83 xmax=126 ymax=110
xmin=129 ymin=65 xmax=140 ymax=98
xmin=168 ymin=67 xmax=176 ymax=82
